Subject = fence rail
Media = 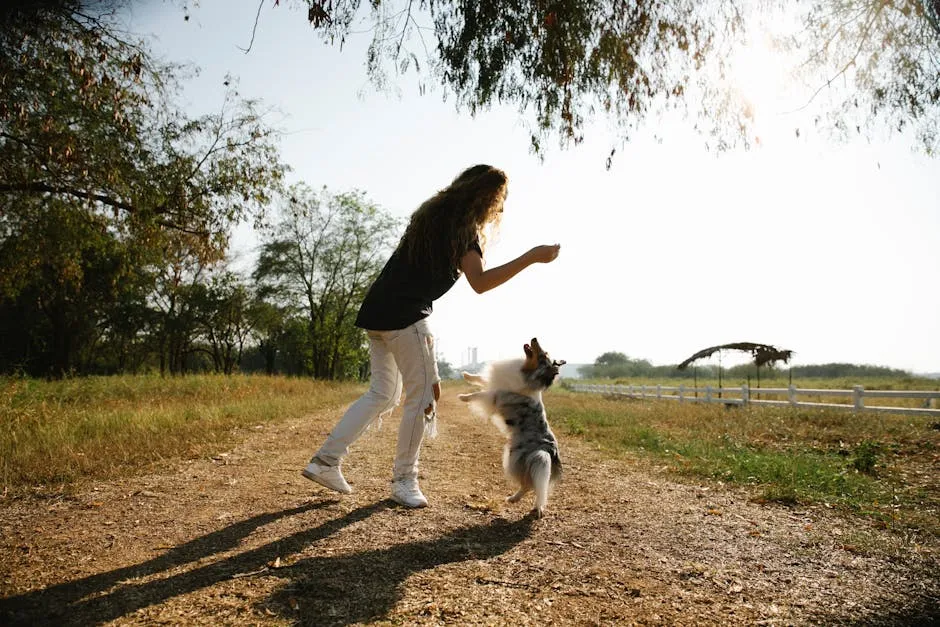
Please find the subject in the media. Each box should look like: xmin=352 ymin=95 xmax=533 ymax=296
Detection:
xmin=569 ymin=383 xmax=940 ymax=417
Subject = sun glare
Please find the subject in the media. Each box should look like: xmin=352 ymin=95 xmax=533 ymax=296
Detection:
xmin=725 ymin=26 xmax=793 ymax=144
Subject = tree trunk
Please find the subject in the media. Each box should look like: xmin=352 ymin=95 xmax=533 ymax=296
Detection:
xmin=49 ymin=307 xmax=72 ymax=379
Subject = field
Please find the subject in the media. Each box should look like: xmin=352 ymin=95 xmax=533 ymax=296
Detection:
xmin=2 ymin=374 xmax=936 ymax=537
xmin=551 ymin=384 xmax=939 ymax=538
xmin=1 ymin=374 xmax=937 ymax=624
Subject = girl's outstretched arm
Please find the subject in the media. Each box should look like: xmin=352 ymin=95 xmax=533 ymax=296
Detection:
xmin=460 ymin=244 xmax=560 ymax=294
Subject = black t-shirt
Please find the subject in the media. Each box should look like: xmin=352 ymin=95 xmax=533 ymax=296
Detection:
xmin=355 ymin=240 xmax=483 ymax=331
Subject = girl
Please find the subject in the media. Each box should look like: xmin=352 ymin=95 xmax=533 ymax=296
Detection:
xmin=302 ymin=164 xmax=561 ymax=507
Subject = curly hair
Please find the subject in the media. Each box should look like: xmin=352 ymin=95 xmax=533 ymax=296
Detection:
xmin=400 ymin=164 xmax=507 ymax=277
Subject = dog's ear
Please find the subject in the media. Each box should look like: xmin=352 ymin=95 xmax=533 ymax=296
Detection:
xmin=530 ymin=337 xmax=541 ymax=353
xmin=522 ymin=342 xmax=539 ymax=371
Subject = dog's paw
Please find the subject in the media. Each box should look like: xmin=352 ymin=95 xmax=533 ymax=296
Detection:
xmin=461 ymin=371 xmax=485 ymax=387
xmin=522 ymin=506 xmax=544 ymax=520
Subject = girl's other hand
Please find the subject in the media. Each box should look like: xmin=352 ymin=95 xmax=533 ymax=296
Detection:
xmin=425 ymin=382 xmax=441 ymax=416
xmin=529 ymin=244 xmax=561 ymax=264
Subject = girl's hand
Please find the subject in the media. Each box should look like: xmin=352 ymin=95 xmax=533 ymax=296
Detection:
xmin=425 ymin=382 xmax=441 ymax=415
xmin=528 ymin=244 xmax=561 ymax=264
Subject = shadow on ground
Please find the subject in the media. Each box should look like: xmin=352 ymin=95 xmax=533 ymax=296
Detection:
xmin=265 ymin=513 xmax=536 ymax=625
xmin=0 ymin=500 xmax=534 ymax=626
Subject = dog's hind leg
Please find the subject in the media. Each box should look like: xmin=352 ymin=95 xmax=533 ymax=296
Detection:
xmin=461 ymin=371 xmax=486 ymax=388
xmin=507 ymin=485 xmax=529 ymax=503
xmin=504 ymin=445 xmax=530 ymax=503
xmin=529 ymin=451 xmax=553 ymax=518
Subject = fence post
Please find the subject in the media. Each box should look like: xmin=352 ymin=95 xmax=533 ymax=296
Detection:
xmin=678 ymin=384 xmax=685 ymax=403
xmin=853 ymin=385 xmax=864 ymax=412
xmin=705 ymin=386 xmax=712 ymax=403
xmin=742 ymin=384 xmax=749 ymax=407
xmin=641 ymin=385 xmax=647 ymax=399
xmin=657 ymin=384 xmax=662 ymax=400
xmin=629 ymin=384 xmax=635 ymax=398
xmin=788 ymin=384 xmax=797 ymax=406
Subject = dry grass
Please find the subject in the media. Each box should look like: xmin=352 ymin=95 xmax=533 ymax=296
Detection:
xmin=0 ymin=374 xmax=362 ymax=491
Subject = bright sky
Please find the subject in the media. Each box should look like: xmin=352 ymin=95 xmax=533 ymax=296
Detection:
xmin=125 ymin=1 xmax=940 ymax=374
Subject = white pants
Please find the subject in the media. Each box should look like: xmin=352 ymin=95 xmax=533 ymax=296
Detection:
xmin=314 ymin=319 xmax=440 ymax=481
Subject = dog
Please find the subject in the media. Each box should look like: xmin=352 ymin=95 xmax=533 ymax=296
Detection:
xmin=458 ymin=338 xmax=566 ymax=517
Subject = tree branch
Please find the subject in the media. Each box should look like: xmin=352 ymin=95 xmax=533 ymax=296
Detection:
xmin=238 ymin=0 xmax=266 ymax=54
xmin=786 ymin=2 xmax=885 ymax=114
xmin=0 ymin=181 xmax=137 ymax=213
xmin=396 ymin=0 xmax=414 ymax=56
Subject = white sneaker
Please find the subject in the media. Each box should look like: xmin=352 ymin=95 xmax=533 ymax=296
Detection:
xmin=301 ymin=460 xmax=352 ymax=494
xmin=391 ymin=477 xmax=428 ymax=508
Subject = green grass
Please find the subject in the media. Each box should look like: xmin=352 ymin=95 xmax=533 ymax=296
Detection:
xmin=547 ymin=387 xmax=939 ymax=535
xmin=0 ymin=374 xmax=363 ymax=491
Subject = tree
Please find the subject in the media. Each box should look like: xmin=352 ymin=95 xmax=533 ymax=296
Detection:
xmin=254 ymin=184 xmax=400 ymax=379
xmin=579 ymin=350 xmax=653 ymax=379
xmin=1 ymin=1 xmax=286 ymax=262
xmin=0 ymin=1 xmax=287 ymax=376
xmin=192 ymin=270 xmax=255 ymax=374
xmin=791 ymin=1 xmax=940 ymax=153
xmin=247 ymin=298 xmax=293 ymax=375
xmin=148 ymin=234 xmax=211 ymax=375
xmin=594 ymin=351 xmax=629 ymax=367
xmin=95 ymin=271 xmax=156 ymax=374
xmin=437 ymin=358 xmax=455 ymax=380
xmin=286 ymin=0 xmax=940 ymax=158
xmin=0 ymin=198 xmax=146 ymax=376
xmin=10 ymin=2 xmax=936 ymax=158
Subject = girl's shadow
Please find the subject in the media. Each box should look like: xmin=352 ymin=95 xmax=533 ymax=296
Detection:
xmin=0 ymin=500 xmax=534 ymax=626
xmin=266 ymin=512 xmax=536 ymax=624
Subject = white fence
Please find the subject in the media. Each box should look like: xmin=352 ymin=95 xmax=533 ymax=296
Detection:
xmin=569 ymin=383 xmax=940 ymax=417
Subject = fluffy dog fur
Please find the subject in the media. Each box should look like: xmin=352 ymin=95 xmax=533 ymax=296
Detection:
xmin=458 ymin=338 xmax=565 ymax=517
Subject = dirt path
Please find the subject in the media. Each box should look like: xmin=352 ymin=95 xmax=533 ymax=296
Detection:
xmin=1 ymin=392 xmax=937 ymax=626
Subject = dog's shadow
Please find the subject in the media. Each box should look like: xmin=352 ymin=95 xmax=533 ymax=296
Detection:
xmin=266 ymin=512 xmax=536 ymax=624
xmin=0 ymin=500 xmax=534 ymax=626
